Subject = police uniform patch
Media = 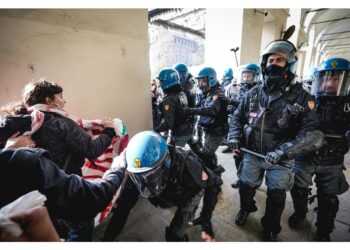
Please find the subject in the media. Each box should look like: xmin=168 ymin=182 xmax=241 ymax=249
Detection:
xmin=213 ymin=95 xmax=218 ymax=101
xmin=307 ymin=101 xmax=315 ymax=110
xmin=134 ymin=158 xmax=141 ymax=168
xmin=164 ymin=104 xmax=169 ymax=111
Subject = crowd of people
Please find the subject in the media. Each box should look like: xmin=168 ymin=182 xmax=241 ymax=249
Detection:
xmin=1 ymin=38 xmax=350 ymax=242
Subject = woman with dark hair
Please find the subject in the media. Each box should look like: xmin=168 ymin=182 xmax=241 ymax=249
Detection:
xmin=20 ymin=79 xmax=116 ymax=176
xmin=2 ymin=79 xmax=117 ymax=241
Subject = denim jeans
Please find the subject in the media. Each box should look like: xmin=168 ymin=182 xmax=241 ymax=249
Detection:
xmin=239 ymin=153 xmax=295 ymax=191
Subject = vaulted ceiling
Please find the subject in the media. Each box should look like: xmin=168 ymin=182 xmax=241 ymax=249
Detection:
xmin=303 ymin=8 xmax=350 ymax=61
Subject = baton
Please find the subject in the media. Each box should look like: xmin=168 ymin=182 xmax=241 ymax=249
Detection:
xmin=324 ymin=134 xmax=344 ymax=139
xmin=240 ymin=147 xmax=293 ymax=169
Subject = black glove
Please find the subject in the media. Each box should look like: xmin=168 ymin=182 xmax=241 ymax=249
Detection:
xmin=265 ymin=149 xmax=285 ymax=165
xmin=190 ymin=216 xmax=215 ymax=239
xmin=228 ymin=138 xmax=240 ymax=150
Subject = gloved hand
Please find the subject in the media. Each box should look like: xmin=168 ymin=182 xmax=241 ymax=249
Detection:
xmin=265 ymin=150 xmax=285 ymax=165
xmin=188 ymin=216 xmax=215 ymax=242
xmin=228 ymin=138 xmax=240 ymax=151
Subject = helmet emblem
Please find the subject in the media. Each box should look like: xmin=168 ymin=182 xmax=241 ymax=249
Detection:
xmin=331 ymin=61 xmax=338 ymax=69
xmin=134 ymin=158 xmax=142 ymax=168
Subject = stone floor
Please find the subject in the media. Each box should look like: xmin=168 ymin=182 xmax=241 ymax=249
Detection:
xmin=94 ymin=146 xmax=350 ymax=242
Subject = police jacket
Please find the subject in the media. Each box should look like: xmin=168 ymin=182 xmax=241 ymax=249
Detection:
xmin=151 ymin=91 xmax=162 ymax=129
xmin=297 ymin=95 xmax=350 ymax=165
xmin=221 ymin=79 xmax=232 ymax=92
xmin=182 ymin=79 xmax=197 ymax=109
xmin=149 ymin=146 xmax=222 ymax=220
xmin=32 ymin=112 xmax=116 ymax=176
xmin=228 ymin=82 xmax=320 ymax=154
xmin=155 ymin=90 xmax=193 ymax=136
xmin=0 ymin=148 xmax=125 ymax=221
xmin=184 ymin=86 xmax=229 ymax=135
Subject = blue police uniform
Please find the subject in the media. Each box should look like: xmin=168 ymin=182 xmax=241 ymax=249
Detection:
xmin=289 ymin=58 xmax=350 ymax=241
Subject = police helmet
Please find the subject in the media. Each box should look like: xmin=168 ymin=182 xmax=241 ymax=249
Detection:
xmin=239 ymin=64 xmax=261 ymax=85
xmin=158 ymin=68 xmax=181 ymax=91
xmin=196 ymin=67 xmax=218 ymax=87
xmin=173 ymin=63 xmax=189 ymax=84
xmin=223 ymin=68 xmax=233 ymax=80
xmin=311 ymin=58 xmax=350 ymax=96
xmin=126 ymin=131 xmax=171 ymax=198
xmin=260 ymin=39 xmax=297 ymax=76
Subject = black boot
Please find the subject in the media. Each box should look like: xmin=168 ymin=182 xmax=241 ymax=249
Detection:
xmin=316 ymin=193 xmax=339 ymax=242
xmin=288 ymin=186 xmax=309 ymax=229
xmin=213 ymin=164 xmax=226 ymax=175
xmin=235 ymin=183 xmax=257 ymax=226
xmin=221 ymin=146 xmax=232 ymax=153
xmin=165 ymin=227 xmax=189 ymax=242
xmin=231 ymin=179 xmax=240 ymax=189
xmin=262 ymin=229 xmax=278 ymax=241
xmin=261 ymin=189 xmax=286 ymax=241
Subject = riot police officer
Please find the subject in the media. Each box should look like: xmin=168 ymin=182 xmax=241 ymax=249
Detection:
xmin=288 ymin=58 xmax=350 ymax=241
xmin=102 ymin=131 xmax=222 ymax=241
xmin=182 ymin=67 xmax=229 ymax=174
xmin=225 ymin=64 xmax=261 ymax=189
xmin=155 ymin=68 xmax=193 ymax=146
xmin=221 ymin=68 xmax=234 ymax=91
xmin=174 ymin=63 xmax=198 ymax=144
xmin=222 ymin=64 xmax=261 ymax=154
xmin=228 ymin=39 xmax=323 ymax=241
xmin=174 ymin=63 xmax=197 ymax=110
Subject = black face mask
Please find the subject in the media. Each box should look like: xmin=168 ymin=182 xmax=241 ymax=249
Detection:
xmin=263 ymin=64 xmax=286 ymax=92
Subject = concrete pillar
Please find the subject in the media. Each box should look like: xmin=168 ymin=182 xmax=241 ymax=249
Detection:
xmin=205 ymin=9 xmax=244 ymax=78
xmin=260 ymin=9 xmax=289 ymax=54
xmin=240 ymin=9 xmax=264 ymax=65
xmin=286 ymin=9 xmax=309 ymax=80
xmin=303 ymin=25 xmax=316 ymax=73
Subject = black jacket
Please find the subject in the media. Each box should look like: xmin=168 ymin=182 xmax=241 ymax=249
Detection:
xmin=185 ymin=86 xmax=229 ymax=135
xmin=297 ymin=95 xmax=350 ymax=165
xmin=155 ymin=91 xmax=193 ymax=136
xmin=0 ymin=148 xmax=125 ymax=221
xmin=0 ymin=112 xmax=115 ymax=176
xmin=228 ymin=83 xmax=320 ymax=154
xmin=32 ymin=112 xmax=115 ymax=175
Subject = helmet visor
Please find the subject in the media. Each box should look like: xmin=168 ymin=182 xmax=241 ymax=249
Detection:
xmin=262 ymin=41 xmax=296 ymax=64
xmin=311 ymin=70 xmax=350 ymax=96
xmin=127 ymin=154 xmax=171 ymax=198
xmin=178 ymin=71 xmax=188 ymax=84
xmin=240 ymin=70 xmax=256 ymax=84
